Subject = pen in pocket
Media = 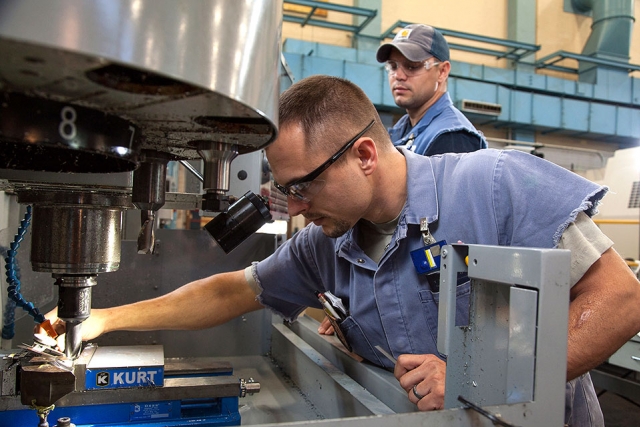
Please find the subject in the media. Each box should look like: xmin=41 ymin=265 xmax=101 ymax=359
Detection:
xmin=316 ymin=292 xmax=341 ymax=320
xmin=322 ymin=290 xmax=348 ymax=318
xmin=316 ymin=291 xmax=351 ymax=352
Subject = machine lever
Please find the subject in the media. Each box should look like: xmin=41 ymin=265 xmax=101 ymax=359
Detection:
xmin=457 ymin=395 xmax=520 ymax=427
xmin=33 ymin=401 xmax=55 ymax=427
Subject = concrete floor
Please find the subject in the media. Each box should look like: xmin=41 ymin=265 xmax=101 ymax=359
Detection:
xmin=595 ymin=364 xmax=640 ymax=426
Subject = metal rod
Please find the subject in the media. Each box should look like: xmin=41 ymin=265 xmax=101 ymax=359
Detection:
xmin=179 ymin=160 xmax=204 ymax=183
xmin=457 ymin=395 xmax=520 ymax=427
xmin=535 ymin=50 xmax=640 ymax=73
xmin=380 ymin=20 xmax=540 ymax=53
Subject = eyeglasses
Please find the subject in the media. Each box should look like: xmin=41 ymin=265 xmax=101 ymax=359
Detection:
xmin=384 ymin=59 xmax=441 ymax=77
xmin=273 ymin=119 xmax=376 ymax=203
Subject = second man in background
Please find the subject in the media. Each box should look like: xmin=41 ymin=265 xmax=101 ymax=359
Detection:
xmin=377 ymin=23 xmax=487 ymax=155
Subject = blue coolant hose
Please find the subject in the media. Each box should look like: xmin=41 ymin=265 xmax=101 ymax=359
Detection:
xmin=2 ymin=205 xmax=45 ymax=340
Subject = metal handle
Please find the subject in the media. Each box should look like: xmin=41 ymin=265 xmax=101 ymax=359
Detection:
xmin=631 ymin=356 xmax=640 ymax=362
xmin=240 ymin=378 xmax=261 ymax=397
xmin=458 ymin=395 xmax=519 ymax=427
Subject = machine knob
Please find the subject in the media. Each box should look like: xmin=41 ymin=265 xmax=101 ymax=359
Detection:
xmin=239 ymin=377 xmax=261 ymax=397
xmin=55 ymin=417 xmax=76 ymax=427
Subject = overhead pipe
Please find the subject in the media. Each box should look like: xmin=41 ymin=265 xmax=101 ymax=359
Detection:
xmin=572 ymin=0 xmax=635 ymax=80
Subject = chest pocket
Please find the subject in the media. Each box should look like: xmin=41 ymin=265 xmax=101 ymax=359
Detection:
xmin=418 ymin=278 xmax=471 ymax=355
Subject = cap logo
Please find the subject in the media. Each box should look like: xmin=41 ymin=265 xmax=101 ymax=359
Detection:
xmin=394 ymin=28 xmax=412 ymax=42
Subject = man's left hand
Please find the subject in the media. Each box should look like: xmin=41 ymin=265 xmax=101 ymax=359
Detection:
xmin=394 ymin=353 xmax=446 ymax=411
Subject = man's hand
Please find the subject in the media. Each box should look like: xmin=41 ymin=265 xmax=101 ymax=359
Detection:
xmin=394 ymin=354 xmax=446 ymax=411
xmin=317 ymin=316 xmax=335 ymax=335
xmin=36 ymin=307 xmax=109 ymax=349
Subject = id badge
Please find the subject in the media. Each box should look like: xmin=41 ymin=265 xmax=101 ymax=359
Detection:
xmin=410 ymin=240 xmax=447 ymax=275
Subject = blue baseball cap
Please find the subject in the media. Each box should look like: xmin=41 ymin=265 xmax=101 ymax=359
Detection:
xmin=376 ymin=24 xmax=450 ymax=63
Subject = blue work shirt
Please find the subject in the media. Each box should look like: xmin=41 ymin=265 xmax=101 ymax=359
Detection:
xmin=389 ymin=92 xmax=487 ymax=155
xmin=254 ymin=148 xmax=607 ymax=424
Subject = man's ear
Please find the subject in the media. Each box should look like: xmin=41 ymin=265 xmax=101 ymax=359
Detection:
xmin=354 ymin=138 xmax=377 ymax=176
xmin=438 ymin=61 xmax=451 ymax=82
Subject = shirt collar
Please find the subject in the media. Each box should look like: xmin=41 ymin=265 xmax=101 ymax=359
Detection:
xmin=399 ymin=147 xmax=439 ymax=225
xmin=334 ymin=147 xmax=439 ymax=252
xmin=414 ymin=92 xmax=451 ymax=132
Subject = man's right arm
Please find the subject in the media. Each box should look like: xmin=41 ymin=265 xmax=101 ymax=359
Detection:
xmin=49 ymin=270 xmax=264 ymax=342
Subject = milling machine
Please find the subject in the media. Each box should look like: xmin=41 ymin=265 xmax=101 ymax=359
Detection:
xmin=0 ymin=1 xmax=280 ymax=425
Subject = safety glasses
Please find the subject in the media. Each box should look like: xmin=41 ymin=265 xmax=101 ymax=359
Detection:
xmin=384 ymin=58 xmax=441 ymax=77
xmin=274 ymin=119 xmax=375 ymax=203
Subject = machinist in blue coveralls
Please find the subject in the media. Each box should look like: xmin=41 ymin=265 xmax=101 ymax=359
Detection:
xmin=378 ymin=24 xmax=487 ymax=155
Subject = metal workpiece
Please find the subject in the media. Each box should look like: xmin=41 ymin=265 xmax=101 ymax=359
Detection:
xmin=71 ymin=345 xmax=98 ymax=393
xmin=0 ymin=0 xmax=281 ymax=161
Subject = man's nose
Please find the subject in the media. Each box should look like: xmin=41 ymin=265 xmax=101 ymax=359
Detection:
xmin=393 ymin=67 xmax=407 ymax=80
xmin=286 ymin=197 xmax=308 ymax=217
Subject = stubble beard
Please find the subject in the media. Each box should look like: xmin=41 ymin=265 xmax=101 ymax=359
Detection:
xmin=394 ymin=94 xmax=421 ymax=111
xmin=322 ymin=217 xmax=352 ymax=238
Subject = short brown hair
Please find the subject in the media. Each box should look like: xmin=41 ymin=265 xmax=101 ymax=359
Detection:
xmin=279 ymin=75 xmax=391 ymax=154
